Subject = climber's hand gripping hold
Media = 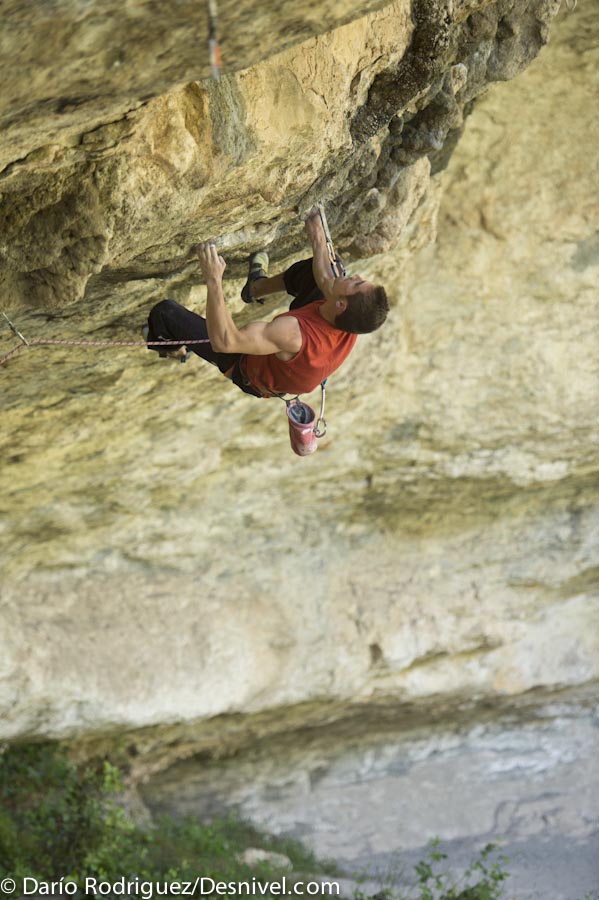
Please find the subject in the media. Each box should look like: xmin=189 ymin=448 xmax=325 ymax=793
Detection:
xmin=195 ymin=242 xmax=301 ymax=358
xmin=196 ymin=242 xmax=226 ymax=282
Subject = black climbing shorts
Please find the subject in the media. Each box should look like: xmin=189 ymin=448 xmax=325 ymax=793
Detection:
xmin=283 ymin=258 xmax=325 ymax=310
xmin=146 ymin=298 xmax=262 ymax=398
xmin=283 ymin=256 xmax=346 ymax=310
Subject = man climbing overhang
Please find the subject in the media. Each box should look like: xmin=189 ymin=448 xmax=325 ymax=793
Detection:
xmin=144 ymin=207 xmax=389 ymax=398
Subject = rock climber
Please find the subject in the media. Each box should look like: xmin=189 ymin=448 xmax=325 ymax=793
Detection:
xmin=144 ymin=207 xmax=389 ymax=398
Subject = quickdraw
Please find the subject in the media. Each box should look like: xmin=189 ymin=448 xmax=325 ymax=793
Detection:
xmin=207 ymin=0 xmax=222 ymax=79
xmin=317 ymin=202 xmax=345 ymax=278
xmin=3 ymin=311 xmax=29 ymax=346
xmin=314 ymin=378 xmax=327 ymax=437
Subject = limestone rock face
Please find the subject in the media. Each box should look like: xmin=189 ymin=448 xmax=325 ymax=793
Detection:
xmin=1 ymin=0 xmax=598 ymax=754
xmin=1 ymin=0 xmax=560 ymax=310
xmin=1 ymin=0 xmax=393 ymax=168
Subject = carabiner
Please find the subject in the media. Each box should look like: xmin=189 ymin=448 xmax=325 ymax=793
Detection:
xmin=314 ymin=417 xmax=327 ymax=438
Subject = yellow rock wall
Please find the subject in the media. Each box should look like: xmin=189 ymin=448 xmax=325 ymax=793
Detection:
xmin=1 ymin=0 xmax=597 ymax=751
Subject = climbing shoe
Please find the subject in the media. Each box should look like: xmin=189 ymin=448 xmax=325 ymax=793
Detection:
xmin=241 ymin=250 xmax=269 ymax=304
xmin=142 ymin=324 xmax=190 ymax=363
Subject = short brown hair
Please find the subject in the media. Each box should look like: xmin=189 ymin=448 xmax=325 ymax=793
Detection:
xmin=334 ymin=286 xmax=389 ymax=334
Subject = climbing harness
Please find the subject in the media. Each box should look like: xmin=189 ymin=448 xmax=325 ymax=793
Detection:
xmin=207 ymin=0 xmax=222 ymax=79
xmin=0 ymin=311 xmax=210 ymax=367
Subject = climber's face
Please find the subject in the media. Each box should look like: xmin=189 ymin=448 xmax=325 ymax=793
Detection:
xmin=331 ymin=274 xmax=376 ymax=298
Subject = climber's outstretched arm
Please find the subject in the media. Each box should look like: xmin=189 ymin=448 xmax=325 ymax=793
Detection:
xmin=305 ymin=206 xmax=335 ymax=296
xmin=233 ymin=317 xmax=302 ymax=356
xmin=197 ymin=243 xmax=301 ymax=356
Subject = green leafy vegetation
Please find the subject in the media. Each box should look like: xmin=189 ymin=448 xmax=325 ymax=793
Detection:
xmin=0 ymin=742 xmax=517 ymax=900
xmin=0 ymin=742 xmax=328 ymax=888
xmin=351 ymin=838 xmax=510 ymax=900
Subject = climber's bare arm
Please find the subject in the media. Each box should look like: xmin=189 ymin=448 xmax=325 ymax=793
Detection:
xmin=233 ymin=317 xmax=302 ymax=356
xmin=305 ymin=206 xmax=335 ymax=296
xmin=198 ymin=243 xmax=301 ymax=356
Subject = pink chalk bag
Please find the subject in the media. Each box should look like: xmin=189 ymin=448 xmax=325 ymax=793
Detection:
xmin=285 ymin=381 xmax=327 ymax=457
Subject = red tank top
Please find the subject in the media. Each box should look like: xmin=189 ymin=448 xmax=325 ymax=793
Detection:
xmin=243 ymin=302 xmax=357 ymax=396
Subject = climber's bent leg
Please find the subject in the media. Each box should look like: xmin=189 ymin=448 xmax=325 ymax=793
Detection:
xmin=147 ymin=298 xmax=235 ymax=369
xmin=146 ymin=299 xmax=266 ymax=400
xmin=283 ymin=258 xmax=325 ymax=310
xmin=251 ymin=273 xmax=286 ymax=300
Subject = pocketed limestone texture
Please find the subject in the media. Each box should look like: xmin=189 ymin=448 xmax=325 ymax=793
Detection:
xmin=2 ymin=0 xmax=560 ymax=310
xmin=0 ymin=0 xmax=598 ymax=751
